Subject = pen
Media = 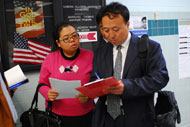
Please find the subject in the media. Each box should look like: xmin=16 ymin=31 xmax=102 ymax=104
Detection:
xmin=94 ymin=72 xmax=100 ymax=79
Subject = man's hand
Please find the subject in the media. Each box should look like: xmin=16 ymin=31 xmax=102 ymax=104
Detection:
xmin=107 ymin=80 xmax=124 ymax=95
xmin=48 ymin=89 xmax=59 ymax=101
xmin=76 ymin=93 xmax=89 ymax=103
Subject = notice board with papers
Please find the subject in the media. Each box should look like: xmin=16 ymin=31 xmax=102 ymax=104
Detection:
xmin=53 ymin=0 xmax=105 ymax=51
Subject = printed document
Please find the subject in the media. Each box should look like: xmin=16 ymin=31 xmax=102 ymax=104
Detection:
xmin=49 ymin=78 xmax=81 ymax=99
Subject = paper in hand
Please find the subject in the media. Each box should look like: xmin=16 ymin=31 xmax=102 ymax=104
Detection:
xmin=49 ymin=78 xmax=81 ymax=99
xmin=4 ymin=65 xmax=29 ymax=90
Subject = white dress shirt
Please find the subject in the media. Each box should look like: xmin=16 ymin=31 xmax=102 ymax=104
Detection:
xmin=113 ymin=32 xmax=131 ymax=79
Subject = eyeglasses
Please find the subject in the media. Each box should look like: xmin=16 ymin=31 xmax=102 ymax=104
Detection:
xmin=59 ymin=33 xmax=80 ymax=43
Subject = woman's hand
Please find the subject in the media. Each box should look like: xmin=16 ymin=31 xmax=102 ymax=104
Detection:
xmin=76 ymin=93 xmax=89 ymax=103
xmin=48 ymin=89 xmax=59 ymax=101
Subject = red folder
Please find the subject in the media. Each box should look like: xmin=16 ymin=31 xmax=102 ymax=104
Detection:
xmin=75 ymin=76 xmax=119 ymax=99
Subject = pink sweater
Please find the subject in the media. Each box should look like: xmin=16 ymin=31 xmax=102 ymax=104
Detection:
xmin=38 ymin=48 xmax=94 ymax=116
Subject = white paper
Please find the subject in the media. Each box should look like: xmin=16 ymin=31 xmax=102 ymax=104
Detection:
xmin=178 ymin=20 xmax=190 ymax=79
xmin=84 ymin=79 xmax=103 ymax=86
xmin=49 ymin=78 xmax=81 ymax=99
xmin=4 ymin=65 xmax=27 ymax=87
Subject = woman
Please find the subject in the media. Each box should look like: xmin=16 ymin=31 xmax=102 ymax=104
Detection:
xmin=38 ymin=22 xmax=94 ymax=127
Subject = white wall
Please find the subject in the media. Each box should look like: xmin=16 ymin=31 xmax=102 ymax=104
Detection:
xmin=107 ymin=0 xmax=190 ymax=12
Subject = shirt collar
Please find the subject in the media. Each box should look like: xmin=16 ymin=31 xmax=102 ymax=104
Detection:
xmin=60 ymin=48 xmax=80 ymax=60
xmin=113 ymin=32 xmax=131 ymax=49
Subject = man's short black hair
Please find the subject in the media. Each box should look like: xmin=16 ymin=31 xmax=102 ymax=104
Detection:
xmin=96 ymin=2 xmax=130 ymax=26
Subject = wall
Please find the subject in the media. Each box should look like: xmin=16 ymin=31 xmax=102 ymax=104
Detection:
xmin=12 ymin=0 xmax=190 ymax=127
xmin=107 ymin=0 xmax=190 ymax=12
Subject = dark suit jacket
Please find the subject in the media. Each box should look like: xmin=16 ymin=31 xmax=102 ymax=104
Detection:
xmin=91 ymin=33 xmax=169 ymax=127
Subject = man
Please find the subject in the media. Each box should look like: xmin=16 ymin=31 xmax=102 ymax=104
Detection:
xmin=91 ymin=2 xmax=169 ymax=127
xmin=0 ymin=66 xmax=15 ymax=127
xmin=0 ymin=53 xmax=17 ymax=126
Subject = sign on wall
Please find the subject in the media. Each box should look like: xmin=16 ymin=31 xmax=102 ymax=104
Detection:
xmin=13 ymin=0 xmax=45 ymax=38
xmin=129 ymin=16 xmax=148 ymax=37
xmin=178 ymin=20 xmax=190 ymax=79
xmin=53 ymin=0 xmax=105 ymax=43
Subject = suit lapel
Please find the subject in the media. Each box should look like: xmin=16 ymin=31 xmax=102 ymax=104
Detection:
xmin=104 ymin=43 xmax=113 ymax=77
xmin=122 ymin=34 xmax=139 ymax=78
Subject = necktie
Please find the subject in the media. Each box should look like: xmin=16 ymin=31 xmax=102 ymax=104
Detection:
xmin=107 ymin=45 xmax=122 ymax=119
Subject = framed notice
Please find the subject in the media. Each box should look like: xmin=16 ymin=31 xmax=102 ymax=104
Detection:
xmin=53 ymin=0 xmax=105 ymax=46
xmin=178 ymin=20 xmax=190 ymax=79
xmin=129 ymin=16 xmax=148 ymax=37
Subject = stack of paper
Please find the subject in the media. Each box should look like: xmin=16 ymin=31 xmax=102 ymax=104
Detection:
xmin=4 ymin=65 xmax=29 ymax=90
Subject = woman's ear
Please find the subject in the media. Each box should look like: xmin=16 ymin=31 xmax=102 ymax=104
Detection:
xmin=56 ymin=40 xmax=60 ymax=47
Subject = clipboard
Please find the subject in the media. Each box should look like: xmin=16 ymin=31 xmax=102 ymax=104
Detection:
xmin=75 ymin=76 xmax=119 ymax=99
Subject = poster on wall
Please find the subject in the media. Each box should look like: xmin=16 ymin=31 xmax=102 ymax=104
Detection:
xmin=129 ymin=16 xmax=148 ymax=37
xmin=178 ymin=20 xmax=190 ymax=79
xmin=53 ymin=0 xmax=105 ymax=43
xmin=13 ymin=0 xmax=45 ymax=38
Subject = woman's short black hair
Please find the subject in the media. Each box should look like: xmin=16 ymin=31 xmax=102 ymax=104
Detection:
xmin=51 ymin=22 xmax=77 ymax=51
xmin=53 ymin=22 xmax=77 ymax=41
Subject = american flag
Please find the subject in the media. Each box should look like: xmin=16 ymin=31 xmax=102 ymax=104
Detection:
xmin=13 ymin=0 xmax=45 ymax=38
xmin=13 ymin=32 xmax=51 ymax=64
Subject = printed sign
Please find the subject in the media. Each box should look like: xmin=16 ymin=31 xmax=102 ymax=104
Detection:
xmin=130 ymin=16 xmax=148 ymax=36
xmin=13 ymin=0 xmax=45 ymax=38
xmin=79 ymin=31 xmax=97 ymax=42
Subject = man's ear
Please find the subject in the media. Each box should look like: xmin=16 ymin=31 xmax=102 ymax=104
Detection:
xmin=126 ymin=21 xmax=130 ymax=27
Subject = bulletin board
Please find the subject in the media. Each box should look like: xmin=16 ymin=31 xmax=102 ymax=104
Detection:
xmin=0 ymin=0 xmax=105 ymax=72
xmin=53 ymin=0 xmax=106 ymax=50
